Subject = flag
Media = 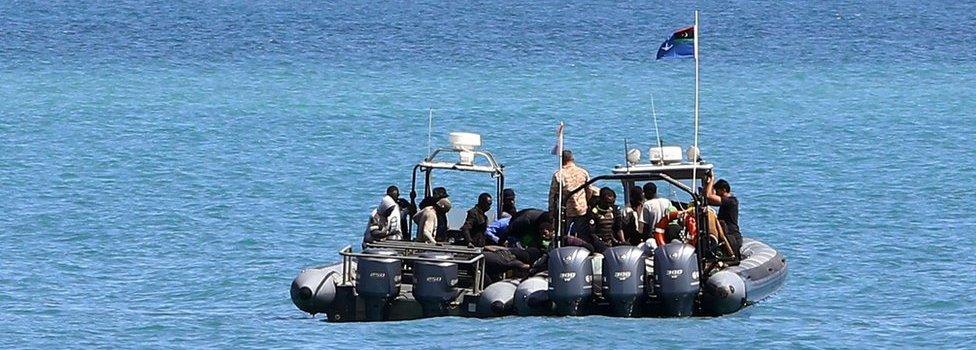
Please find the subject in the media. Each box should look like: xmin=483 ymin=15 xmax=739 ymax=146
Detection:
xmin=550 ymin=122 xmax=564 ymax=156
xmin=656 ymin=25 xmax=695 ymax=59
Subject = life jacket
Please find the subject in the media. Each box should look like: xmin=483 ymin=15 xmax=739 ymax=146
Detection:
xmin=589 ymin=205 xmax=618 ymax=242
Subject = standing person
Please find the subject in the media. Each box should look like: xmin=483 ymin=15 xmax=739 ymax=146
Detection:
xmin=548 ymin=150 xmax=596 ymax=235
xmin=704 ymin=172 xmax=742 ymax=260
xmin=623 ymin=186 xmax=647 ymax=245
xmin=363 ymin=195 xmax=402 ymax=248
xmin=640 ymin=182 xmax=672 ymax=237
xmin=500 ymin=189 xmax=517 ymax=218
xmin=418 ymin=187 xmax=450 ymax=241
xmin=386 ymin=185 xmax=415 ymax=240
xmin=459 ymin=193 xmax=492 ymax=247
xmin=413 ymin=197 xmax=452 ymax=244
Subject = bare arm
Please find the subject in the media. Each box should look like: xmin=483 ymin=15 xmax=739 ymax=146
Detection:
xmin=420 ymin=211 xmax=437 ymax=243
xmin=704 ymin=172 xmax=722 ymax=206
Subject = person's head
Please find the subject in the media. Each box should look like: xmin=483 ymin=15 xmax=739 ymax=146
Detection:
xmin=432 ymin=187 xmax=449 ymax=200
xmin=537 ymin=212 xmax=554 ymax=240
xmin=714 ymin=179 xmax=731 ymax=197
xmin=386 ymin=185 xmax=399 ymax=199
xmin=435 ymin=198 xmax=452 ymax=214
xmin=561 ymin=150 xmax=574 ymax=165
xmin=598 ymin=187 xmax=616 ymax=208
xmin=538 ymin=221 xmax=554 ymax=241
xmin=629 ymin=186 xmax=644 ymax=208
xmin=502 ymin=188 xmax=516 ymax=205
xmin=477 ymin=193 xmax=492 ymax=211
xmin=378 ymin=196 xmax=397 ymax=217
xmin=642 ymin=182 xmax=657 ymax=200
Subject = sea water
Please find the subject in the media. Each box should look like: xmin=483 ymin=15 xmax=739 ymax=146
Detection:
xmin=1 ymin=1 xmax=974 ymax=348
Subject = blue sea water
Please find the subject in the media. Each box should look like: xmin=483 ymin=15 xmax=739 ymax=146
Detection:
xmin=2 ymin=0 xmax=975 ymax=348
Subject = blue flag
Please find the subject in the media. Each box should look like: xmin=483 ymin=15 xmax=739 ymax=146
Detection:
xmin=656 ymin=25 xmax=695 ymax=59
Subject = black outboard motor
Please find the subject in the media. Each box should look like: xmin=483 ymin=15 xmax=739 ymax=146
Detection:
xmin=356 ymin=248 xmax=402 ymax=321
xmin=653 ymin=242 xmax=700 ymax=317
xmin=411 ymin=252 xmax=459 ymax=316
xmin=602 ymin=246 xmax=646 ymax=317
xmin=547 ymin=246 xmax=593 ymax=316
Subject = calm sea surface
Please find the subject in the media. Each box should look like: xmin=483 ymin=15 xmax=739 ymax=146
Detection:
xmin=2 ymin=1 xmax=975 ymax=348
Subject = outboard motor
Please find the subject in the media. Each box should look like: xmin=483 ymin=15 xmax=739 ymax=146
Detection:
xmin=514 ymin=276 xmax=551 ymax=316
xmin=356 ymin=248 xmax=402 ymax=321
xmin=290 ymin=267 xmax=338 ymax=315
xmin=477 ymin=280 xmax=519 ymax=316
xmin=411 ymin=252 xmax=459 ymax=316
xmin=602 ymin=246 xmax=646 ymax=317
xmin=702 ymin=270 xmax=746 ymax=315
xmin=547 ymin=246 xmax=593 ymax=316
xmin=653 ymin=242 xmax=700 ymax=316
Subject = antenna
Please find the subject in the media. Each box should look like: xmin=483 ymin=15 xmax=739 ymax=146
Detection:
xmin=651 ymin=94 xmax=664 ymax=162
xmin=624 ymin=138 xmax=630 ymax=173
xmin=427 ymin=108 xmax=433 ymax=159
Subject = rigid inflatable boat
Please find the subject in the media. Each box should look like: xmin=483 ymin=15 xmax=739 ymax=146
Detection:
xmin=290 ymin=134 xmax=787 ymax=321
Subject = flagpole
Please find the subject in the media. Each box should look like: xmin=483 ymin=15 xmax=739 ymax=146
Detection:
xmin=692 ymin=10 xmax=701 ymax=194
xmin=555 ymin=122 xmax=564 ymax=248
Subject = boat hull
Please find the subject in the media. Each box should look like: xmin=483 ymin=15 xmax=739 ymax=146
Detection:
xmin=290 ymin=237 xmax=786 ymax=322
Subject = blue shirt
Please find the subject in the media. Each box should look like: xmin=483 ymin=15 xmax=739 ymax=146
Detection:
xmin=484 ymin=217 xmax=511 ymax=245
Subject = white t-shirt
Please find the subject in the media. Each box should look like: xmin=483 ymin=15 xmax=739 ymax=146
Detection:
xmin=640 ymin=197 xmax=672 ymax=232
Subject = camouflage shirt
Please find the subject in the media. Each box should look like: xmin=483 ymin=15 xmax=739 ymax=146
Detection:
xmin=548 ymin=163 xmax=591 ymax=217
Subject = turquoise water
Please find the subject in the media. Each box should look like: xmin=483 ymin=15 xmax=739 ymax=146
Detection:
xmin=2 ymin=1 xmax=975 ymax=348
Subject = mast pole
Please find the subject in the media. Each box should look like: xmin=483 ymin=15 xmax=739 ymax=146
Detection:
xmin=692 ymin=10 xmax=701 ymax=193
xmin=556 ymin=121 xmax=564 ymax=248
xmin=427 ymin=108 xmax=433 ymax=158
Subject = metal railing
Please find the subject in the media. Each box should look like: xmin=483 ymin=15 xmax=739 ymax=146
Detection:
xmin=337 ymin=243 xmax=488 ymax=293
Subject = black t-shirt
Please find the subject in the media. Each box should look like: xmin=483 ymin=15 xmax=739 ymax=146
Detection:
xmin=718 ymin=196 xmax=740 ymax=234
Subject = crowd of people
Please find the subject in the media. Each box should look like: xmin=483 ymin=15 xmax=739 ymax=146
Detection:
xmin=362 ymin=148 xmax=743 ymax=280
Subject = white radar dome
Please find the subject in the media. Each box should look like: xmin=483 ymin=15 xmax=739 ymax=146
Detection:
xmin=449 ymin=132 xmax=482 ymax=151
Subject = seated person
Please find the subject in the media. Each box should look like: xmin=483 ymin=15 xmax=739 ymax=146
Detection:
xmin=580 ymin=187 xmax=627 ymax=253
xmin=500 ymin=188 xmax=517 ymax=218
xmin=413 ymin=197 xmax=451 ymax=243
xmin=363 ymin=195 xmax=402 ymax=247
xmin=458 ymin=193 xmax=492 ymax=247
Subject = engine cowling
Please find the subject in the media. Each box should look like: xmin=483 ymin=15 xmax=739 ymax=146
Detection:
xmin=547 ymin=246 xmax=593 ymax=316
xmin=602 ymin=246 xmax=646 ymax=317
xmin=412 ymin=252 xmax=459 ymax=316
xmin=356 ymin=248 xmax=402 ymax=321
xmin=653 ymin=242 xmax=699 ymax=317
